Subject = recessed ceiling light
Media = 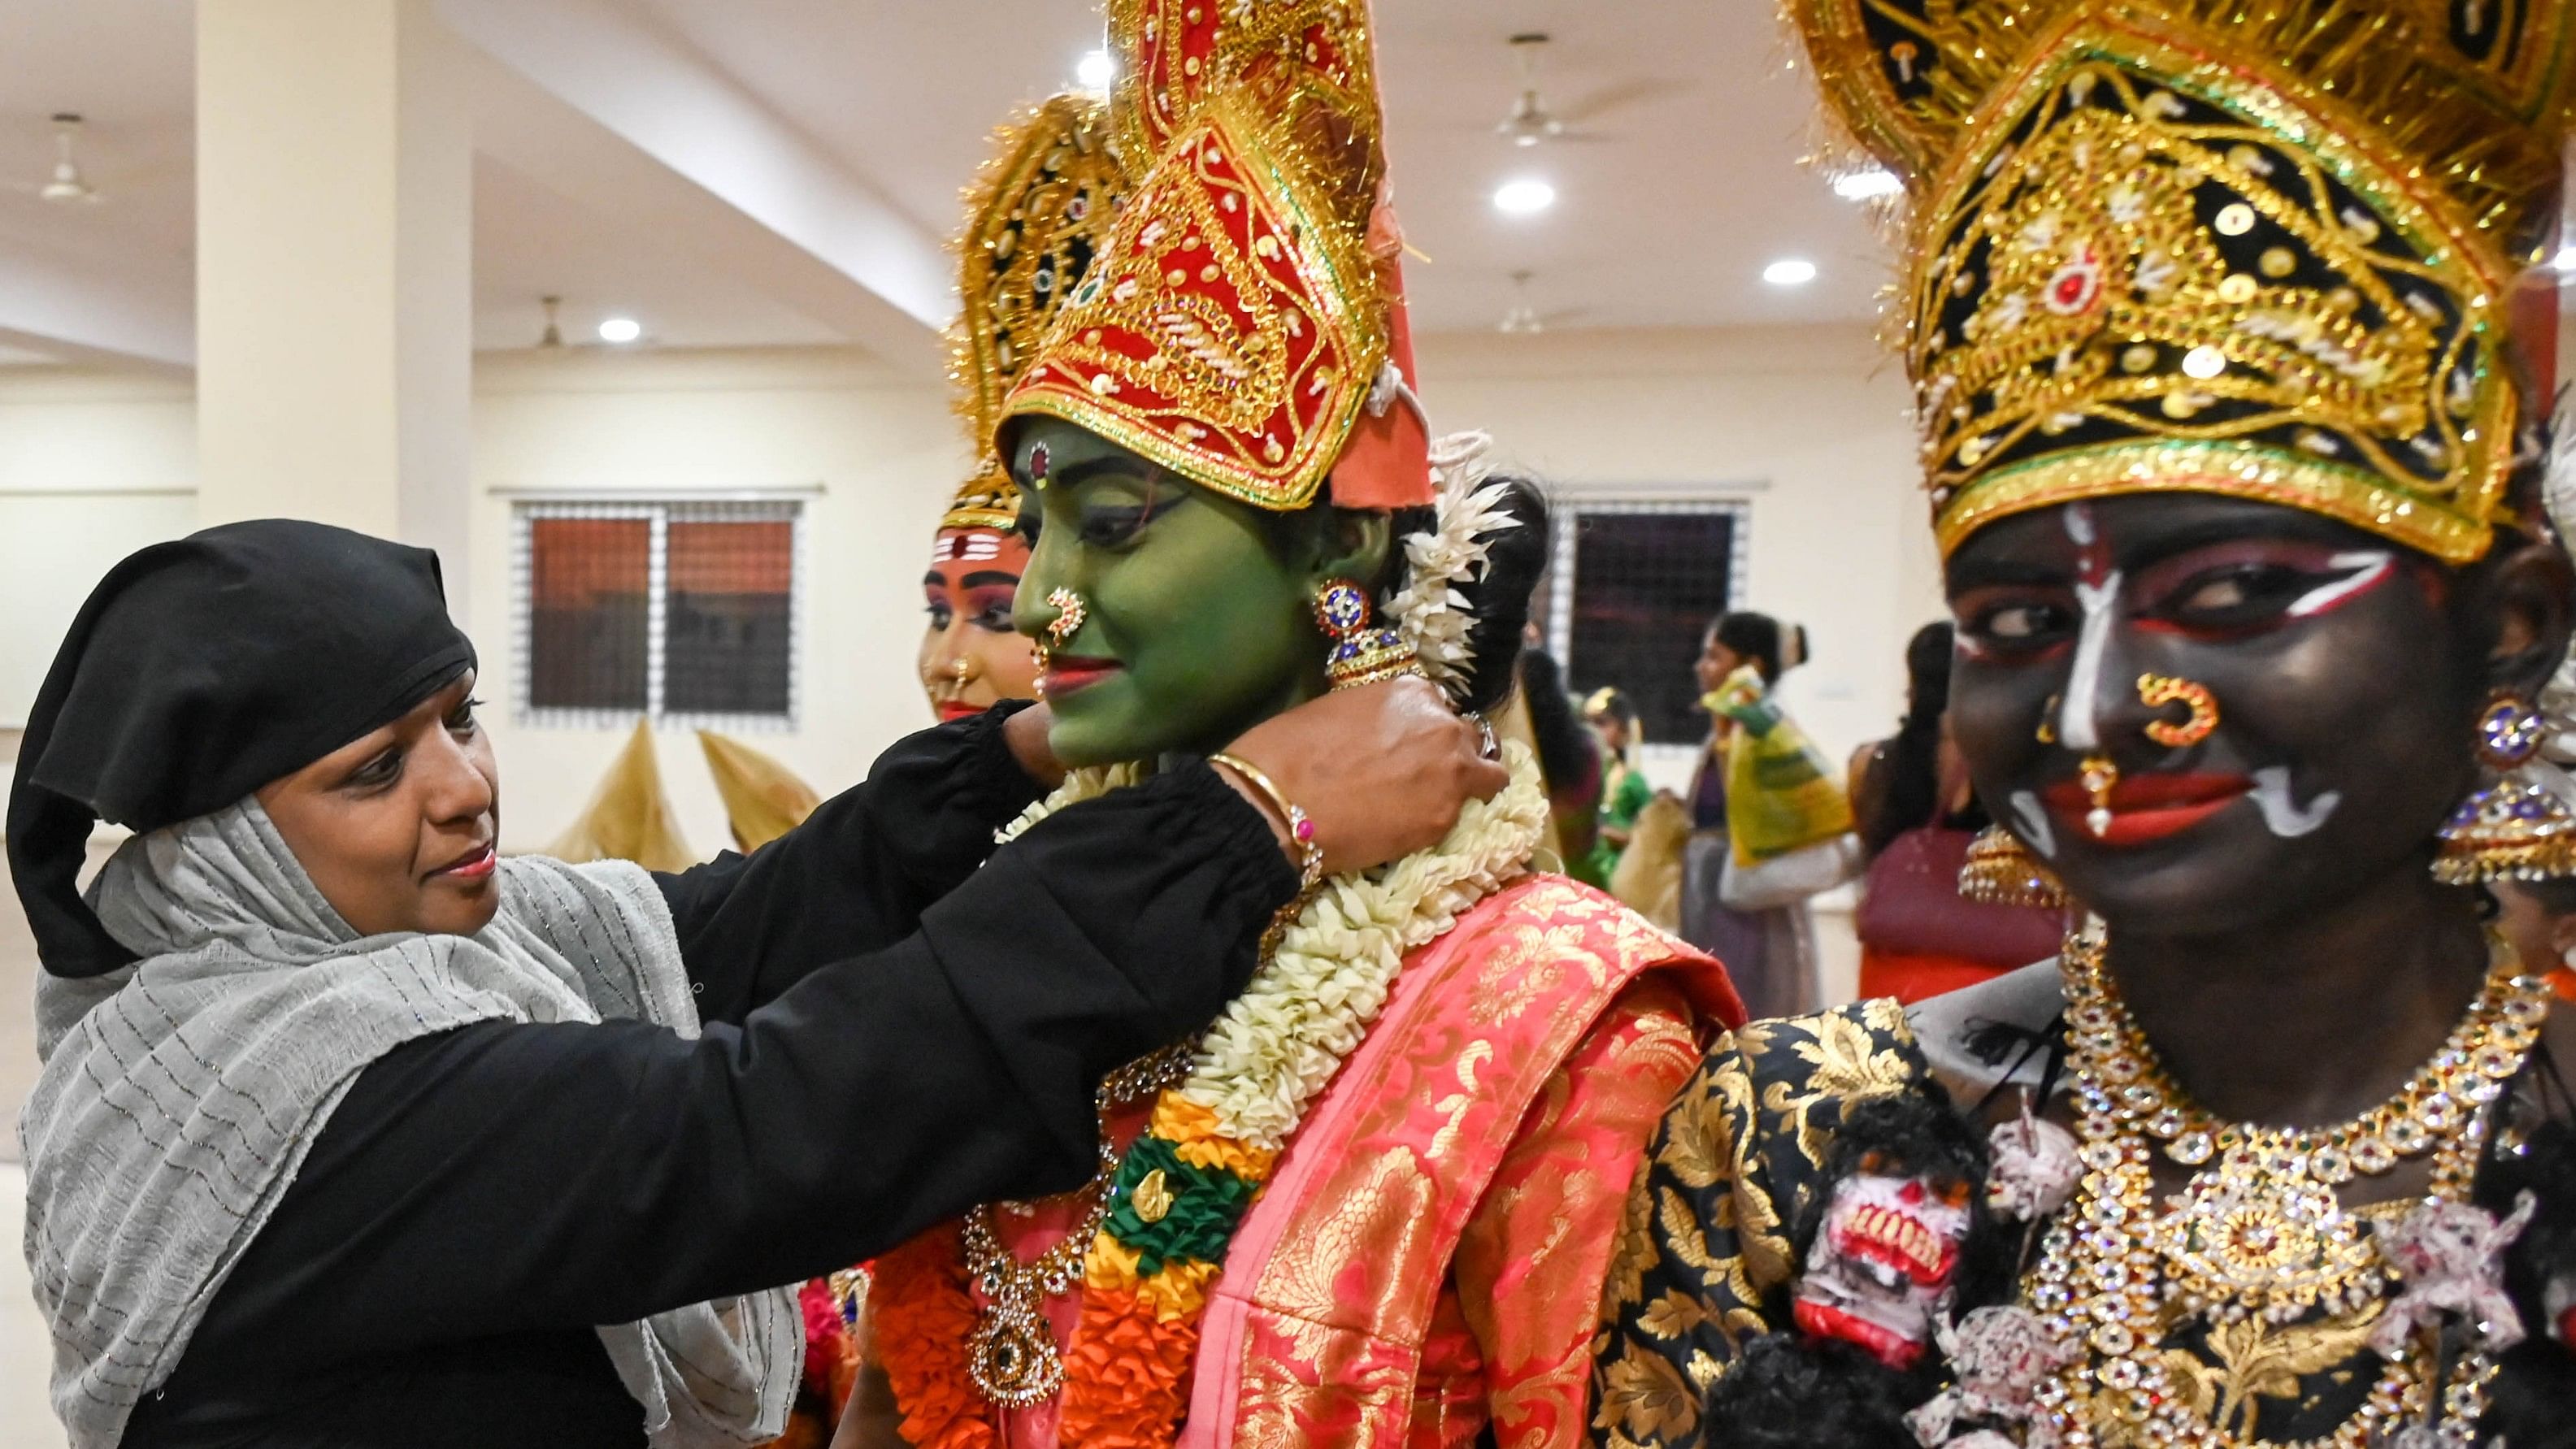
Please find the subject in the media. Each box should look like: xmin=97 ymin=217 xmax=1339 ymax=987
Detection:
xmin=1762 ymin=258 xmax=1818 ymax=287
xmin=597 ymin=317 xmax=643 ymax=345
xmin=1077 ymin=49 xmax=1117 ymax=90
xmin=1831 ymin=168 xmax=1903 ymax=201
xmin=1492 ymin=177 xmax=1557 ymax=217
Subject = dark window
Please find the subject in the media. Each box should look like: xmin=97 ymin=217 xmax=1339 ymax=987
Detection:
xmin=515 ymin=501 xmax=801 ymax=727
xmin=528 ymin=518 xmax=650 ymax=712
xmin=1549 ymin=504 xmax=1748 ymax=745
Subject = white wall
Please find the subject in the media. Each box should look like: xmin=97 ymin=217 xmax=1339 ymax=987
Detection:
xmin=1416 ymin=325 xmax=1944 ymax=769
xmin=0 ymin=324 xmax=1940 ymax=853
xmin=0 ymin=370 xmax=198 ymax=731
xmin=468 ymin=347 xmax=953 ymax=854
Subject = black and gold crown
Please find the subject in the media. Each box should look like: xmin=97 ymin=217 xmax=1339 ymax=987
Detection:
xmin=941 ymin=94 xmax=1127 ymax=535
xmin=1790 ymin=0 xmax=2576 ymax=562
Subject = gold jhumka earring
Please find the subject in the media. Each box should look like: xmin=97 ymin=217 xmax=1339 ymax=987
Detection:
xmin=2433 ymin=691 xmax=2576 ymax=883
xmin=1957 ymin=826 xmax=2069 ymax=909
xmin=1312 ymin=579 xmax=1423 ymax=690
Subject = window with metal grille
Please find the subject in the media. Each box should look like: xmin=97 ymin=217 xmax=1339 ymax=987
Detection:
xmin=513 ymin=499 xmax=803 ymax=729
xmin=1539 ymin=500 xmax=1750 ymax=747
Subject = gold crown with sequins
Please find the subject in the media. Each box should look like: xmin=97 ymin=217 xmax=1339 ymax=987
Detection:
xmin=943 ymin=94 xmax=1128 ymax=535
xmin=1789 ymin=0 xmax=2576 ymax=562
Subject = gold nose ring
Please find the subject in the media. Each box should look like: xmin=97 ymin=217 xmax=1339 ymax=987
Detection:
xmin=2138 ymin=674 xmax=2218 ymax=748
xmin=1045 ymin=588 xmax=1088 ymax=646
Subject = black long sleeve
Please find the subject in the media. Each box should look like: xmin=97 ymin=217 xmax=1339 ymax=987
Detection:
xmin=657 ymin=705 xmax=1046 ymax=1026
xmin=143 ymin=757 xmax=1295 ymax=1422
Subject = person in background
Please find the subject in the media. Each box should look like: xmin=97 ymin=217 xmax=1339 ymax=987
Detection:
xmin=1683 ymin=610 xmax=1827 ymax=1018
xmin=1518 ymin=647 xmax=1605 ymax=877
xmin=1581 ymin=687 xmax=1655 ymax=888
xmin=1847 ymin=621 xmax=2061 ymax=1003
xmin=2494 ymin=879 xmax=2576 ymax=1003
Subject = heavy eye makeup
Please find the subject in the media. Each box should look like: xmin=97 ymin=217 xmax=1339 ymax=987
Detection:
xmin=1950 ymin=584 xmax=2077 ymax=659
xmin=2127 ymin=540 xmax=2394 ymax=640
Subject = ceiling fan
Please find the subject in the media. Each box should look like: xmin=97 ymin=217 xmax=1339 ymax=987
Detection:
xmin=7 ymin=115 xmax=107 ymax=206
xmin=1497 ymin=271 xmax=1583 ymax=336
xmin=1492 ymin=34 xmax=1681 ymax=147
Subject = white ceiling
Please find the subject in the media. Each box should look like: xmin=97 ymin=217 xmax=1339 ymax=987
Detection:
xmin=0 ymin=0 xmax=2035 ymax=367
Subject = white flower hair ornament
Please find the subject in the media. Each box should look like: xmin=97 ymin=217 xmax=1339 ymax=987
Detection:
xmin=1387 ymin=432 xmax=1525 ymax=703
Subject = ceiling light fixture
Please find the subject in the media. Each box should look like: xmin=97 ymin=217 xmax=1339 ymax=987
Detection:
xmin=1492 ymin=177 xmax=1557 ymax=217
xmin=1077 ymin=49 xmax=1117 ymax=91
xmin=1762 ymin=258 xmax=1818 ymax=287
xmin=597 ymin=317 xmax=643 ymax=345
xmin=1831 ymin=167 xmax=1903 ymax=201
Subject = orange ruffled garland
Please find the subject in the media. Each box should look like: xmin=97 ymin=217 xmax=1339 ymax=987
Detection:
xmin=868 ymin=1225 xmax=998 ymax=1449
xmin=1056 ymin=1287 xmax=1198 ymax=1448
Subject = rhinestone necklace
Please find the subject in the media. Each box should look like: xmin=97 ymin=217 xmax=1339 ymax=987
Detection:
xmin=2020 ymin=931 xmax=2546 ymax=1447
xmin=959 ymin=1043 xmax=1195 ymax=1407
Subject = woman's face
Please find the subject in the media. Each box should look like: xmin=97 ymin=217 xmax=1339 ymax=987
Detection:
xmin=919 ymin=526 xmax=1040 ymax=722
xmin=1696 ymin=634 xmax=1744 ymax=695
xmin=1944 ymin=494 xmax=2519 ymax=939
xmin=1590 ymin=711 xmax=1630 ymax=755
xmin=256 ymin=674 xmax=502 ymax=939
xmin=1009 ymin=419 xmax=1357 ymax=767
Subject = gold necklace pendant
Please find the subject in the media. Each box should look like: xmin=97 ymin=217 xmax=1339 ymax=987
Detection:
xmin=956 ymin=1044 xmax=1194 ymax=1408
xmin=2019 ymin=929 xmax=2549 ymax=1447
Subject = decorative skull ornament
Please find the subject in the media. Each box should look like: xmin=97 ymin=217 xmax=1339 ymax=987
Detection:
xmin=1792 ymin=1156 xmax=1976 ymax=1370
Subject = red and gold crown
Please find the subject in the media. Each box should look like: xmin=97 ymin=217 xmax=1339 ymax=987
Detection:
xmin=1788 ymin=0 xmax=2576 ymax=562
xmin=997 ymin=0 xmax=1432 ymax=514
xmin=945 ymin=94 xmax=1129 ymax=535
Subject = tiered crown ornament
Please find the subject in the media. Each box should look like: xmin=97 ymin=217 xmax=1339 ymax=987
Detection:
xmin=999 ymin=0 xmax=1434 ymax=515
xmin=944 ymin=94 xmax=1128 ymax=535
xmin=1788 ymin=0 xmax=2576 ymax=565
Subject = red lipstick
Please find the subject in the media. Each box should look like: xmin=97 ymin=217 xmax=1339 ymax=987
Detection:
xmin=1041 ymin=656 xmax=1123 ymax=700
xmin=2042 ymin=772 xmax=2252 ymax=846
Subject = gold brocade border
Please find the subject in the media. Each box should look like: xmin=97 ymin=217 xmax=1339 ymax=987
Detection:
xmin=1002 ymin=98 xmax=1387 ymax=515
xmin=1934 ymin=439 xmax=2496 ymax=562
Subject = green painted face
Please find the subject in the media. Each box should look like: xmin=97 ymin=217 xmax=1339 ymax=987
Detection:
xmin=1010 ymin=419 xmax=1390 ymax=766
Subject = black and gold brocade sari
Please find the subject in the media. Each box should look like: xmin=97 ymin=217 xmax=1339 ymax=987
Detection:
xmin=1588 ymin=984 xmax=2576 ymax=1448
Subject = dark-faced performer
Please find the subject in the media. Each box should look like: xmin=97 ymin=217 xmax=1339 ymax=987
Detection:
xmin=8 ymin=519 xmax=1501 ymax=1449
xmin=1594 ymin=1 xmax=2576 ymax=1442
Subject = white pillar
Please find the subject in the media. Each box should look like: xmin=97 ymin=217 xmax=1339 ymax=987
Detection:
xmin=194 ymin=0 xmax=473 ymax=594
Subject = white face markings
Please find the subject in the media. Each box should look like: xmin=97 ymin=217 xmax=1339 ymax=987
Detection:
xmin=2057 ymin=504 xmax=2122 ymax=753
xmin=958 ymin=533 xmax=1005 ymax=563
xmin=2010 ymin=791 xmax=2059 ymax=860
xmin=2284 ymin=550 xmax=2395 ymax=618
xmin=930 ymin=535 xmax=958 ymax=565
xmin=2250 ymin=766 xmax=2342 ymax=838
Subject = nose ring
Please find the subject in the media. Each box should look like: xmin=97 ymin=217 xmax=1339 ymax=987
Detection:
xmin=2139 ymin=674 xmax=2218 ymax=749
xmin=2036 ymin=693 xmax=2060 ymax=745
xmin=950 ymin=657 xmax=976 ymax=684
xmin=1045 ymin=588 xmax=1088 ymax=647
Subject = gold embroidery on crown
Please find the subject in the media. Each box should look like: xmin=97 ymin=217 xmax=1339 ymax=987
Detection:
xmin=1914 ymin=25 xmax=2517 ymax=562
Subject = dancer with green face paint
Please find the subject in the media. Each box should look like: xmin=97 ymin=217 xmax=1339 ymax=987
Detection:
xmin=849 ymin=5 xmax=1744 ymax=1447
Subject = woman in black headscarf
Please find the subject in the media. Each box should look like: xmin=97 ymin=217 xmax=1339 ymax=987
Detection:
xmin=8 ymin=519 xmax=1500 ymax=1449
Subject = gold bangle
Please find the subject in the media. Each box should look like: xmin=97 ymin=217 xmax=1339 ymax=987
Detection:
xmin=1208 ymin=752 xmax=1324 ymax=891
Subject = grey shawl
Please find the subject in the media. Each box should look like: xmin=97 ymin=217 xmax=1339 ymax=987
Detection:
xmin=19 ymin=800 xmax=798 ymax=1449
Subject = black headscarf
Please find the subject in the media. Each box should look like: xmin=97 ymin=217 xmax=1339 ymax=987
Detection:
xmin=8 ymin=520 xmax=475 ymax=978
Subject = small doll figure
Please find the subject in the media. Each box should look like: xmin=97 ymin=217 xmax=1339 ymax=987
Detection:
xmin=1791 ymin=1092 xmax=1991 ymax=1372
xmin=2370 ymin=1193 xmax=2535 ymax=1358
xmin=1905 ymin=1306 xmax=2077 ymax=1447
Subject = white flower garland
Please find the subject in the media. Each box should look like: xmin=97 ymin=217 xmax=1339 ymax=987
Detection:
xmin=1388 ymin=432 xmax=1523 ymax=701
xmin=997 ymin=742 xmax=1549 ymax=1154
